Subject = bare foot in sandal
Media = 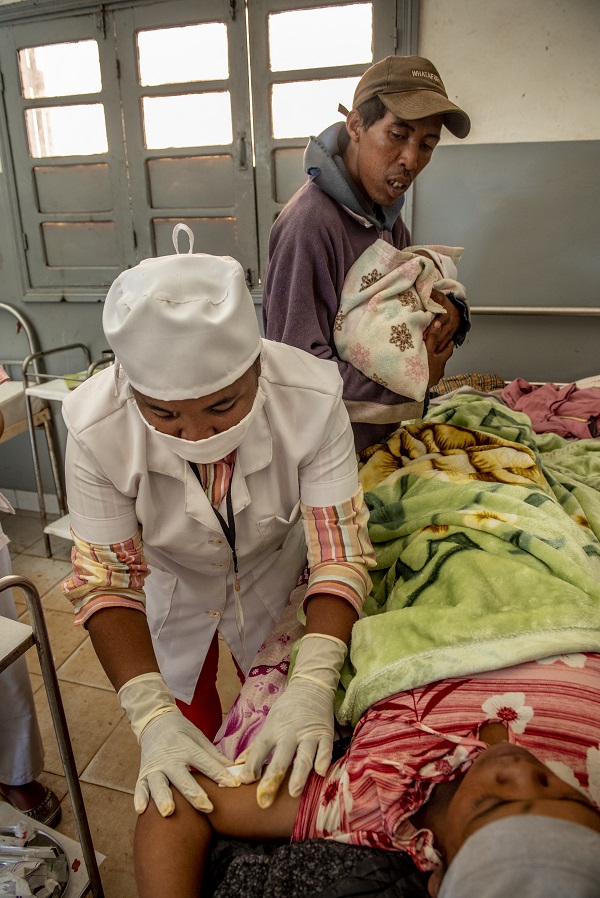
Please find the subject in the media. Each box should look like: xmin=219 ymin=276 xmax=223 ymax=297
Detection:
xmin=0 ymin=780 xmax=61 ymax=826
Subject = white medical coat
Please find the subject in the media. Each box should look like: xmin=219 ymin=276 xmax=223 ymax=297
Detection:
xmin=62 ymin=340 xmax=359 ymax=702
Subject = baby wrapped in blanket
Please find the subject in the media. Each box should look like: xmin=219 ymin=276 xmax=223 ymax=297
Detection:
xmin=334 ymin=241 xmax=466 ymax=402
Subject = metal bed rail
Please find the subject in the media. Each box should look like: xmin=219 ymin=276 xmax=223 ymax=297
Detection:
xmin=22 ymin=344 xmax=91 ymax=555
xmin=470 ymin=306 xmax=600 ymax=316
xmin=0 ymin=301 xmax=45 ymax=387
xmin=0 ymin=574 xmax=104 ymax=898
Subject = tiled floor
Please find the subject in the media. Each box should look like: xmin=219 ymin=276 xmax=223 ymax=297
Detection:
xmin=1 ymin=509 xmax=242 ymax=898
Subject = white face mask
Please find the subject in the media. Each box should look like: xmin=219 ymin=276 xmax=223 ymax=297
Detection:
xmin=135 ymin=385 xmax=266 ymax=463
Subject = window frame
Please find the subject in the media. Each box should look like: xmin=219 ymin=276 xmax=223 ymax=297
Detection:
xmin=247 ymin=0 xmax=417 ymax=277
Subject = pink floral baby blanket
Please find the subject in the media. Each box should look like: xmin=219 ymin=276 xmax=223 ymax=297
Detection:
xmin=335 ymin=241 xmax=465 ymax=401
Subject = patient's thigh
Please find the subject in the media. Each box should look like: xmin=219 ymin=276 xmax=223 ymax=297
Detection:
xmin=195 ymin=772 xmax=299 ymax=841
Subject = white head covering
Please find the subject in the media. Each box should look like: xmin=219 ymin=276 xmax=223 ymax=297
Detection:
xmin=103 ymin=224 xmax=262 ymax=400
xmin=438 ymin=816 xmax=600 ymax=898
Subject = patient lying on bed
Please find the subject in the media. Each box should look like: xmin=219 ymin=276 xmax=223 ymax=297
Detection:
xmin=135 ymin=395 xmax=600 ymax=897
xmin=134 ymin=652 xmax=600 ymax=897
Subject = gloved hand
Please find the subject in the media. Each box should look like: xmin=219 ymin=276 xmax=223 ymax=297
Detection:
xmin=118 ymin=672 xmax=238 ymax=817
xmin=236 ymin=633 xmax=347 ymax=808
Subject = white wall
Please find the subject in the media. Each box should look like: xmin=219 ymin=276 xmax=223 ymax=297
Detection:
xmin=414 ymin=0 xmax=600 ymax=387
xmin=419 ymin=0 xmax=600 ymax=145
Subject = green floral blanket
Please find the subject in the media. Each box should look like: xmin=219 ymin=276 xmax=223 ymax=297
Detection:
xmin=337 ymin=395 xmax=600 ymax=725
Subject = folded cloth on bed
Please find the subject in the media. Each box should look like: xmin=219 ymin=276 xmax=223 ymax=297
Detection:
xmin=502 ymin=377 xmax=600 ymax=439
xmin=430 ymin=372 xmax=505 ymax=396
xmin=334 ymin=240 xmax=465 ymax=402
xmin=338 ymin=395 xmax=600 ymax=725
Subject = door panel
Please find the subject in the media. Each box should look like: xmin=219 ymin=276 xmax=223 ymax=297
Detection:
xmin=0 ymin=12 xmax=134 ymax=292
xmin=113 ymin=0 xmax=259 ymax=285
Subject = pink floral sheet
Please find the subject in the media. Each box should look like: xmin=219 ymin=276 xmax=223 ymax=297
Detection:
xmin=215 ymin=585 xmax=306 ymax=761
xmin=293 ymin=651 xmax=600 ymax=871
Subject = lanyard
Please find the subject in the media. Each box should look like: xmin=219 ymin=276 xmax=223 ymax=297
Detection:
xmin=189 ymin=462 xmax=240 ymax=592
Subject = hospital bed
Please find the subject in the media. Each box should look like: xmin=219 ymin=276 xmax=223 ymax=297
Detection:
xmin=205 ymin=375 xmax=600 ymax=898
xmin=0 ymin=303 xmax=53 ymax=446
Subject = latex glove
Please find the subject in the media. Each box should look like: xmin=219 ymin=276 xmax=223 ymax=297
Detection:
xmin=236 ymin=633 xmax=347 ymax=808
xmin=118 ymin=672 xmax=238 ymax=817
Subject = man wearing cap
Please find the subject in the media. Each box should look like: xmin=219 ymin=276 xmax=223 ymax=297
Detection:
xmin=61 ymin=227 xmax=375 ymax=819
xmin=263 ymin=56 xmax=471 ymax=453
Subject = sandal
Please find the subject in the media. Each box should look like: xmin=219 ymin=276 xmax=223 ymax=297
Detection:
xmin=21 ymin=787 xmax=61 ymax=828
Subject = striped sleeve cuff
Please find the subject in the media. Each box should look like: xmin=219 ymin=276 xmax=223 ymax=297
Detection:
xmin=301 ymin=484 xmax=375 ymax=569
xmin=63 ymin=527 xmax=148 ymax=620
xmin=304 ymin=561 xmax=371 ymax=617
xmin=74 ymin=594 xmax=146 ymax=627
xmin=301 ymin=484 xmax=375 ymax=615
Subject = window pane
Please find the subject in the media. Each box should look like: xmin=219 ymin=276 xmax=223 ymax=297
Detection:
xmin=42 ymin=221 xmax=118 ymax=267
xmin=19 ymin=41 xmax=101 ymax=99
xmin=269 ymin=4 xmax=372 ymax=72
xmin=143 ymin=93 xmax=232 ymax=149
xmin=137 ymin=24 xmax=229 ymax=86
xmin=25 ymin=105 xmax=108 ymax=158
xmin=272 ymin=77 xmax=360 ymax=139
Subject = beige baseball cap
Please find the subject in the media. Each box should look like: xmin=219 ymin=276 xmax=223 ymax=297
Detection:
xmin=352 ymin=55 xmax=470 ymax=139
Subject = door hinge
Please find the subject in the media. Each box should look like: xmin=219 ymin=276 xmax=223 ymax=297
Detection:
xmin=238 ymin=135 xmax=247 ymax=170
xmin=392 ymin=27 xmax=398 ymax=51
xmin=230 ymin=1 xmax=237 ymax=21
xmin=22 ymin=232 xmax=28 ymax=251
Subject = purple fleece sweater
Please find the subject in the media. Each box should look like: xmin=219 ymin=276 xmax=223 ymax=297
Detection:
xmin=263 ymin=180 xmax=423 ymax=452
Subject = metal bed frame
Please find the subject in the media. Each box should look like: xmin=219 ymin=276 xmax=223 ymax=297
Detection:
xmin=470 ymin=305 xmax=600 ymax=316
xmin=0 ymin=302 xmax=90 ymax=556
xmin=0 ymin=573 xmax=104 ymax=897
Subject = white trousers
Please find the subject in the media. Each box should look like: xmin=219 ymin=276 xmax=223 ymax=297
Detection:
xmin=0 ymin=541 xmax=44 ymax=785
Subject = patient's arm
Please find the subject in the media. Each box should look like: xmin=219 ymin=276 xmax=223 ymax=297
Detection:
xmin=134 ymin=771 xmax=300 ymax=898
